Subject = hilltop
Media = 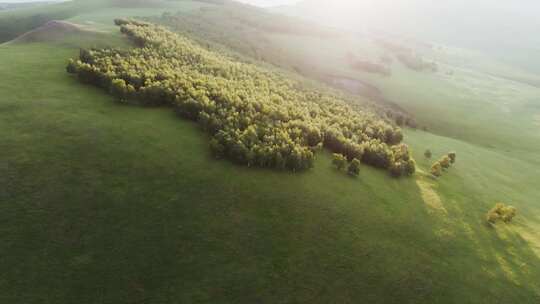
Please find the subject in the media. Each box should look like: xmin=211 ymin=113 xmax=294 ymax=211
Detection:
xmin=9 ymin=20 xmax=88 ymax=43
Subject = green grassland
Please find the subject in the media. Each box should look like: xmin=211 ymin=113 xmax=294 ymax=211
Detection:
xmin=67 ymin=1 xmax=213 ymax=32
xmin=1 ymin=1 xmax=540 ymax=303
xmin=0 ymin=0 xmax=212 ymax=42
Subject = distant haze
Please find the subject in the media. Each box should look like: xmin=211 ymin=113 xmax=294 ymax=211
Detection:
xmin=0 ymin=0 xmax=68 ymax=2
xmin=281 ymin=0 xmax=540 ymax=74
xmin=235 ymin=0 xmax=300 ymax=7
xmin=0 ymin=0 xmax=294 ymax=6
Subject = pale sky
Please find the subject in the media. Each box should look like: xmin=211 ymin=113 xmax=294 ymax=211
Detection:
xmin=1 ymin=0 xmax=300 ymax=5
xmin=0 ymin=0 xmax=68 ymax=2
xmin=221 ymin=0 xmax=301 ymax=7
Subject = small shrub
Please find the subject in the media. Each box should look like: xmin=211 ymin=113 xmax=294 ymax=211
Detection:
xmin=431 ymin=161 xmax=442 ymax=177
xmin=209 ymin=138 xmax=225 ymax=158
xmin=389 ymin=161 xmax=404 ymax=177
xmin=486 ymin=203 xmax=517 ymax=224
xmin=424 ymin=149 xmax=432 ymax=159
xmin=110 ymin=78 xmax=127 ymax=99
xmin=405 ymin=159 xmax=416 ymax=176
xmin=486 ymin=210 xmax=500 ymax=224
xmin=501 ymin=206 xmax=517 ymax=223
xmin=66 ymin=59 xmax=78 ymax=74
xmin=347 ymin=158 xmax=361 ymax=177
xmin=439 ymin=156 xmax=451 ymax=169
xmin=448 ymin=151 xmax=456 ymax=164
xmin=332 ymin=153 xmax=347 ymax=171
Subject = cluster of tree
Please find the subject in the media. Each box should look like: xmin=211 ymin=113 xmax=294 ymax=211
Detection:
xmin=150 ymin=12 xmax=418 ymax=129
xmin=486 ymin=203 xmax=517 ymax=224
xmin=430 ymin=151 xmax=456 ymax=177
xmin=348 ymin=57 xmax=391 ymax=76
xmin=374 ymin=39 xmax=437 ymax=73
xmin=396 ymin=53 xmax=438 ymax=72
xmin=332 ymin=154 xmax=361 ymax=177
xmin=67 ymin=19 xmax=415 ymax=175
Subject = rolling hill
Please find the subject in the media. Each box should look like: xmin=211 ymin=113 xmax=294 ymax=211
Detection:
xmin=1 ymin=0 xmax=540 ymax=303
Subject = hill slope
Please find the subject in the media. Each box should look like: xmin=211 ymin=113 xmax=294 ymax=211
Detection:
xmin=9 ymin=20 xmax=87 ymax=43
xmin=152 ymin=1 xmax=540 ymax=163
xmin=0 ymin=0 xmax=211 ymax=43
xmin=1 ymin=1 xmax=540 ymax=303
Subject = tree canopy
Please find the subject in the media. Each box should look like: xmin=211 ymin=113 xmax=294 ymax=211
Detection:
xmin=67 ymin=19 xmax=415 ymax=175
xmin=486 ymin=203 xmax=517 ymax=224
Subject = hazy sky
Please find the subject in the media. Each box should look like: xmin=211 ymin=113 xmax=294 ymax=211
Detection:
xmin=1 ymin=0 xmax=299 ymax=5
xmin=231 ymin=0 xmax=300 ymax=7
xmin=0 ymin=0 xmax=67 ymax=2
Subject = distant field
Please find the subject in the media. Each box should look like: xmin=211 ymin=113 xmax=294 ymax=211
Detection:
xmin=1 ymin=1 xmax=540 ymax=303
xmin=367 ymin=64 xmax=540 ymax=162
xmin=67 ymin=1 xmax=213 ymax=31
xmin=0 ymin=0 xmax=214 ymax=42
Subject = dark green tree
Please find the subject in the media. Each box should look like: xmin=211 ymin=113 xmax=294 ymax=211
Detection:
xmin=448 ymin=151 xmax=456 ymax=164
xmin=332 ymin=153 xmax=347 ymax=171
xmin=348 ymin=158 xmax=361 ymax=176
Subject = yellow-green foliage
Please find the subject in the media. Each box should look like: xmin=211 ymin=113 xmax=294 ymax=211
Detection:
xmin=439 ymin=156 xmax=451 ymax=169
xmin=486 ymin=203 xmax=517 ymax=224
xmin=332 ymin=153 xmax=347 ymax=170
xmin=431 ymin=161 xmax=442 ymax=177
xmin=389 ymin=145 xmax=415 ymax=177
xmin=347 ymin=158 xmax=361 ymax=176
xmin=67 ymin=19 xmax=415 ymax=174
xmin=431 ymin=152 xmax=456 ymax=178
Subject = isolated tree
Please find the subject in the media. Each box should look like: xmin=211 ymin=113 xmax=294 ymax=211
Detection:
xmin=431 ymin=161 xmax=442 ymax=177
xmin=66 ymin=59 xmax=78 ymax=74
xmin=332 ymin=153 xmax=347 ymax=171
xmin=110 ymin=78 xmax=128 ymax=100
xmin=389 ymin=162 xmax=403 ymax=177
xmin=405 ymin=159 xmax=416 ymax=176
xmin=424 ymin=149 xmax=432 ymax=159
xmin=448 ymin=151 xmax=456 ymax=164
xmin=501 ymin=206 xmax=517 ymax=223
xmin=486 ymin=203 xmax=517 ymax=224
xmin=348 ymin=158 xmax=361 ymax=176
xmin=439 ymin=156 xmax=451 ymax=169
xmin=486 ymin=209 xmax=500 ymax=224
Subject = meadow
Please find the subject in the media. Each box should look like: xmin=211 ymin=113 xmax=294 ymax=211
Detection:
xmin=1 ymin=1 xmax=540 ymax=303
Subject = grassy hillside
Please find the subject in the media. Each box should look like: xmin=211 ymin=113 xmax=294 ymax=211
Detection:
xmin=152 ymin=3 xmax=540 ymax=163
xmin=0 ymin=0 xmax=212 ymax=43
xmin=1 ymin=1 xmax=540 ymax=303
xmin=3 ymin=36 xmax=540 ymax=303
xmin=0 ymin=0 xmax=103 ymax=42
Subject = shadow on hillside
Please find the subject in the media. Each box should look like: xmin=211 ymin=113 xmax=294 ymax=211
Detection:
xmin=420 ymin=177 xmax=540 ymax=302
